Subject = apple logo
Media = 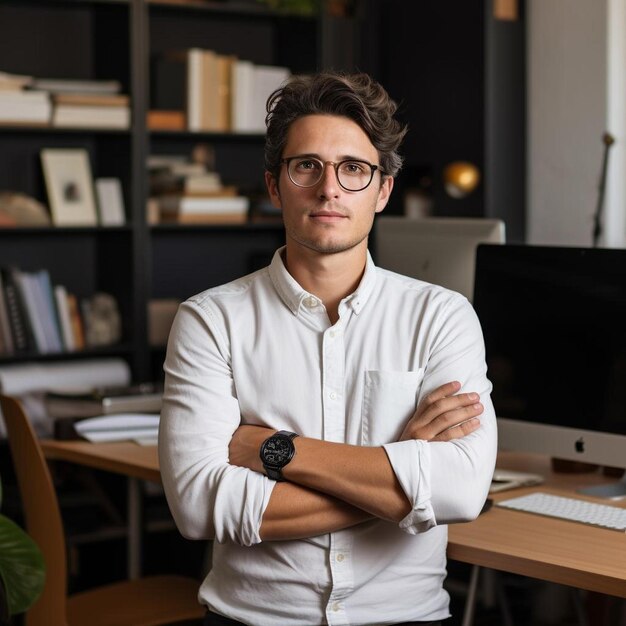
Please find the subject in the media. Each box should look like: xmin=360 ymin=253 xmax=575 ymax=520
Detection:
xmin=575 ymin=437 xmax=585 ymax=453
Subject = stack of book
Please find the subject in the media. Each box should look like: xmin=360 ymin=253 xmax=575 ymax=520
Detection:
xmin=150 ymin=49 xmax=290 ymax=133
xmin=38 ymin=78 xmax=131 ymax=129
xmin=148 ymin=154 xmax=249 ymax=224
xmin=0 ymin=265 xmax=99 ymax=356
xmin=0 ymin=71 xmax=51 ymax=125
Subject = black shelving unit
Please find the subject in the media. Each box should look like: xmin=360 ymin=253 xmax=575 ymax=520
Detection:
xmin=0 ymin=0 xmax=361 ymax=381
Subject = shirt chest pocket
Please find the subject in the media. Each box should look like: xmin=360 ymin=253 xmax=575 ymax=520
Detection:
xmin=361 ymin=370 xmax=425 ymax=446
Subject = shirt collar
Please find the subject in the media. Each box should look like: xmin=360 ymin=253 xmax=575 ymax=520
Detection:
xmin=268 ymin=246 xmax=378 ymax=317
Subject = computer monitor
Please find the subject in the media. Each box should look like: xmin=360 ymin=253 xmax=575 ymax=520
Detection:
xmin=374 ymin=217 xmax=505 ymax=301
xmin=473 ymin=244 xmax=626 ymax=498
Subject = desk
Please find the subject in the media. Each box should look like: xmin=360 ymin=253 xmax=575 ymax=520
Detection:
xmin=41 ymin=442 xmax=626 ymax=599
xmin=41 ymin=440 xmax=160 ymax=579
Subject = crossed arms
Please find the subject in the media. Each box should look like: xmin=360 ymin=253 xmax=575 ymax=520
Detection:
xmin=228 ymin=382 xmax=484 ymax=541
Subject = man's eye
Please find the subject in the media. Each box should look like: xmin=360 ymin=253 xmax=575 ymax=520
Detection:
xmin=341 ymin=161 xmax=367 ymax=175
xmin=295 ymin=160 xmax=320 ymax=171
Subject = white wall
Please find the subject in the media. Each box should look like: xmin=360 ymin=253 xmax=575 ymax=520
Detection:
xmin=527 ymin=0 xmax=626 ymax=247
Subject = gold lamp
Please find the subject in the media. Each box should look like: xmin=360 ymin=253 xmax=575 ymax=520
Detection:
xmin=443 ymin=162 xmax=481 ymax=198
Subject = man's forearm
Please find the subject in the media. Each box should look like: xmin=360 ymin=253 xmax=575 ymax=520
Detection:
xmin=260 ymin=481 xmax=372 ymax=541
xmin=281 ymin=438 xmax=411 ymax=523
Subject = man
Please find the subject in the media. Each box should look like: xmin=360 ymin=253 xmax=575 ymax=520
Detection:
xmin=159 ymin=72 xmax=497 ymax=626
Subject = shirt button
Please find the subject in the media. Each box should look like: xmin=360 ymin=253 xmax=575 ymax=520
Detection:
xmin=329 ymin=330 xmax=335 ymax=338
xmin=304 ymin=296 xmax=318 ymax=308
xmin=332 ymin=601 xmax=341 ymax=612
xmin=336 ymin=553 xmax=345 ymax=562
xmin=329 ymin=392 xmax=337 ymax=400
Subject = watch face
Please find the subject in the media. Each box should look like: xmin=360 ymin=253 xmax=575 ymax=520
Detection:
xmin=261 ymin=435 xmax=294 ymax=467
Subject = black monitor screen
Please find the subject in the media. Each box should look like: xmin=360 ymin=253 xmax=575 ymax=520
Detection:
xmin=473 ymin=244 xmax=626 ymax=437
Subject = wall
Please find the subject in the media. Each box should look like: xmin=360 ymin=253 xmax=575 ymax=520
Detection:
xmin=527 ymin=0 xmax=626 ymax=247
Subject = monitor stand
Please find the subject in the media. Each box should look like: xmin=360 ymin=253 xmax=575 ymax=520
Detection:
xmin=577 ymin=473 xmax=626 ymax=499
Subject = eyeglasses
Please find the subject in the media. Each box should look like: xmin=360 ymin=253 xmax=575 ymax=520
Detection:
xmin=280 ymin=156 xmax=387 ymax=192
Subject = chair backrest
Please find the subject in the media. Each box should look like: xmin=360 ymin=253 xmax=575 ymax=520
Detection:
xmin=0 ymin=394 xmax=68 ymax=626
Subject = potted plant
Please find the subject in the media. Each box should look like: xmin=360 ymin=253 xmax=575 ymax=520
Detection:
xmin=0 ymin=476 xmax=45 ymax=625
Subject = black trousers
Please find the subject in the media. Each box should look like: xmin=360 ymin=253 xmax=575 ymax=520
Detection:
xmin=204 ymin=610 xmax=443 ymax=626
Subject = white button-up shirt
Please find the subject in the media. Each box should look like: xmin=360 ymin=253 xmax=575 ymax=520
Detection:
xmin=159 ymin=247 xmax=497 ymax=626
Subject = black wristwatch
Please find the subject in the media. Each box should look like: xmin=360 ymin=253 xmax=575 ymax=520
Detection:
xmin=259 ymin=430 xmax=299 ymax=481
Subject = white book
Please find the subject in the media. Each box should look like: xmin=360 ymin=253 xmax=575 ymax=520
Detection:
xmin=0 ymin=90 xmax=49 ymax=103
xmin=0 ymin=93 xmax=51 ymax=123
xmin=159 ymin=195 xmax=249 ymax=215
xmin=231 ymin=59 xmax=256 ymax=133
xmin=52 ymin=105 xmax=130 ymax=129
xmin=187 ymin=48 xmax=204 ymax=132
xmin=54 ymin=285 xmax=75 ymax=352
xmin=251 ymin=64 xmax=290 ymax=132
xmin=31 ymin=78 xmax=121 ymax=95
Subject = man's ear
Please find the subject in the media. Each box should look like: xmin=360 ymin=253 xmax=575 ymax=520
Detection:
xmin=375 ymin=175 xmax=394 ymax=214
xmin=265 ymin=171 xmax=282 ymax=210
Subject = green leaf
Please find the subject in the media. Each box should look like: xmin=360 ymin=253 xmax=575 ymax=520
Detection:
xmin=0 ymin=515 xmax=45 ymax=616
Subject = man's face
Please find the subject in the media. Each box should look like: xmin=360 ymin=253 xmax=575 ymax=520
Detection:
xmin=265 ymin=114 xmax=393 ymax=257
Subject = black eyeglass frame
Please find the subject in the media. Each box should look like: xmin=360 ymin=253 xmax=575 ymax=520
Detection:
xmin=279 ymin=156 xmax=388 ymax=192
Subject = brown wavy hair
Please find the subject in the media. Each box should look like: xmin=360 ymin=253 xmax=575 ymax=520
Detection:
xmin=265 ymin=72 xmax=407 ymax=182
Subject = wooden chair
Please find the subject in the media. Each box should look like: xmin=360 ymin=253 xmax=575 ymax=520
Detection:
xmin=0 ymin=394 xmax=205 ymax=626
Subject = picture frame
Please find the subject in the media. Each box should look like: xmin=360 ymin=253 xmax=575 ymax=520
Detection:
xmin=41 ymin=148 xmax=98 ymax=226
xmin=95 ymin=177 xmax=126 ymax=226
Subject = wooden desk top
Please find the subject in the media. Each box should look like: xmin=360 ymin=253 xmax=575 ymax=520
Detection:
xmin=41 ymin=439 xmax=160 ymax=483
xmin=41 ymin=441 xmax=626 ymax=597
xmin=448 ymin=452 xmax=626 ymax=598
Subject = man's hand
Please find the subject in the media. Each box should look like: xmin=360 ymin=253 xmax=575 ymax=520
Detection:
xmin=229 ymin=424 xmax=274 ymax=473
xmin=399 ymin=380 xmax=483 ymax=442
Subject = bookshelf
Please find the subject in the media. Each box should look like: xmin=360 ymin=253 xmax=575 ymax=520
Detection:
xmin=0 ymin=0 xmax=360 ymax=380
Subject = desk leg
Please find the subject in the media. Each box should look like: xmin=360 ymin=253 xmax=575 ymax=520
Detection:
xmin=461 ymin=564 xmax=480 ymax=626
xmin=128 ymin=477 xmax=142 ymax=579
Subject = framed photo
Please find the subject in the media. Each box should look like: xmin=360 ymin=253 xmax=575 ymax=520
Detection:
xmin=95 ymin=177 xmax=126 ymax=226
xmin=41 ymin=148 xmax=98 ymax=226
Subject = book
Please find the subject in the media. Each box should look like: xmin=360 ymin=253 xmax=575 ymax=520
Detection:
xmin=0 ymin=90 xmax=51 ymax=124
xmin=187 ymin=48 xmax=204 ymax=131
xmin=0 ymin=271 xmax=15 ymax=354
xmin=158 ymin=194 xmax=250 ymax=216
xmin=231 ymin=59 xmax=256 ymax=132
xmin=46 ymin=383 xmax=163 ymax=419
xmin=147 ymin=109 xmax=186 ymax=130
xmin=160 ymin=212 xmax=248 ymax=225
xmin=52 ymin=93 xmax=129 ymax=107
xmin=52 ymin=105 xmax=130 ymax=129
xmin=54 ymin=285 xmax=75 ymax=351
xmin=66 ymin=293 xmax=85 ymax=350
xmin=0 ymin=267 xmax=36 ymax=353
xmin=250 ymin=64 xmax=290 ymax=132
xmin=30 ymin=78 xmax=122 ymax=95
xmin=0 ymin=71 xmax=33 ymax=91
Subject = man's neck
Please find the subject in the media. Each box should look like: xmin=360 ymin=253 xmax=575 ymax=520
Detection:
xmin=283 ymin=243 xmax=368 ymax=324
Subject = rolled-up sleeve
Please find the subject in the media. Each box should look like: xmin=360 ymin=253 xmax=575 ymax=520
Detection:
xmin=159 ymin=300 xmax=275 ymax=546
xmin=384 ymin=295 xmax=498 ymax=533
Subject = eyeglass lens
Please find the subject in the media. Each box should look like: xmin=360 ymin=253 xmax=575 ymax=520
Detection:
xmin=288 ymin=158 xmax=375 ymax=191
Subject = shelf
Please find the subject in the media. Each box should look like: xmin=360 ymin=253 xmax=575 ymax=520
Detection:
xmin=150 ymin=221 xmax=282 ymax=233
xmin=0 ymin=124 xmax=131 ymax=135
xmin=0 ymin=226 xmax=132 ymax=236
xmin=0 ymin=343 xmax=135 ymax=365
xmin=147 ymin=0 xmax=317 ymax=19
xmin=149 ymin=129 xmax=265 ymax=141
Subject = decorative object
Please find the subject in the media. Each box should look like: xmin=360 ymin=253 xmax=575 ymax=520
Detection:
xmin=40 ymin=149 xmax=98 ymax=226
xmin=82 ymin=292 xmax=122 ymax=347
xmin=95 ymin=178 xmax=125 ymax=226
xmin=442 ymin=161 xmax=481 ymax=198
xmin=0 ymin=192 xmax=51 ymax=227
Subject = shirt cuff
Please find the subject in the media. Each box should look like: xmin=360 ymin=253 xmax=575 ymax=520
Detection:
xmin=383 ymin=439 xmax=436 ymax=534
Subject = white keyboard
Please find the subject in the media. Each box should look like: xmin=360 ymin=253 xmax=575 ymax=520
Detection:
xmin=496 ymin=492 xmax=626 ymax=532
